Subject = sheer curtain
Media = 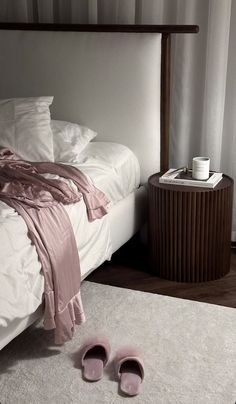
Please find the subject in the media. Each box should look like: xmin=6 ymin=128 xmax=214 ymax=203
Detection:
xmin=1 ymin=0 xmax=236 ymax=239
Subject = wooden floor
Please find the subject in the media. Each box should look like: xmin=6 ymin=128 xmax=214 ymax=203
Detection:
xmin=87 ymin=237 xmax=236 ymax=309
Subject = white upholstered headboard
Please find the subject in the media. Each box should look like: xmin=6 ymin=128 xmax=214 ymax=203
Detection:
xmin=0 ymin=30 xmax=160 ymax=184
xmin=0 ymin=24 xmax=199 ymax=183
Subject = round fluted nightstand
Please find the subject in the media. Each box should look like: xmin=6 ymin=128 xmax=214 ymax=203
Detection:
xmin=148 ymin=173 xmax=234 ymax=282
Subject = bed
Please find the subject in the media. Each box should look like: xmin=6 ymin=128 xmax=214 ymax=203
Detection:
xmin=0 ymin=23 xmax=198 ymax=349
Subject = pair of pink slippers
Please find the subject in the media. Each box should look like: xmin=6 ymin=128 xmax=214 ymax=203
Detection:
xmin=80 ymin=336 xmax=144 ymax=396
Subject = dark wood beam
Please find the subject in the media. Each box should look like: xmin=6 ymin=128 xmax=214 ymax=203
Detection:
xmin=0 ymin=22 xmax=199 ymax=34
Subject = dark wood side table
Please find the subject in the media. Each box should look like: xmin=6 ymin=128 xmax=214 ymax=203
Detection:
xmin=148 ymin=173 xmax=234 ymax=282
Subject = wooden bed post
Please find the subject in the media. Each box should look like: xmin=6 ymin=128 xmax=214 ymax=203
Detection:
xmin=161 ymin=33 xmax=171 ymax=172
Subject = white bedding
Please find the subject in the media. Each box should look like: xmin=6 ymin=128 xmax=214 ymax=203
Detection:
xmin=0 ymin=142 xmax=140 ymax=332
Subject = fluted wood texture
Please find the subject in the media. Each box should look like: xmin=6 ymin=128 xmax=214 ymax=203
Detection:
xmin=148 ymin=173 xmax=234 ymax=282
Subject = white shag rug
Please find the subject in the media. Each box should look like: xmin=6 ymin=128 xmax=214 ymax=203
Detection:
xmin=0 ymin=281 xmax=236 ymax=404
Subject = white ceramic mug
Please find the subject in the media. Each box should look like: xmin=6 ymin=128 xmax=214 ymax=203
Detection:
xmin=192 ymin=157 xmax=210 ymax=180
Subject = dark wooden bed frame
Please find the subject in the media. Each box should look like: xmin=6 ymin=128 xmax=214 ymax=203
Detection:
xmin=0 ymin=23 xmax=199 ymax=172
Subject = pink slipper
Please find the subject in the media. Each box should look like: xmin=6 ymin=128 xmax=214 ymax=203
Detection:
xmin=80 ymin=336 xmax=111 ymax=381
xmin=114 ymin=346 xmax=144 ymax=396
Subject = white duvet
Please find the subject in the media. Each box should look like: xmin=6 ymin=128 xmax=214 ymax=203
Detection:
xmin=0 ymin=142 xmax=140 ymax=330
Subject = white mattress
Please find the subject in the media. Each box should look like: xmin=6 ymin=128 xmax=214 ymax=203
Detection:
xmin=0 ymin=142 xmax=140 ymax=332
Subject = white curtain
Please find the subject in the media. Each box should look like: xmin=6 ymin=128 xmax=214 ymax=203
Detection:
xmin=1 ymin=0 xmax=236 ymax=239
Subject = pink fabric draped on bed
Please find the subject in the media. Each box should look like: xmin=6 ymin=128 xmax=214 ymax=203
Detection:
xmin=0 ymin=148 xmax=110 ymax=344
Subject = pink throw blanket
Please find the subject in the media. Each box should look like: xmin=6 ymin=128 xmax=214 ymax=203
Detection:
xmin=0 ymin=148 xmax=109 ymax=344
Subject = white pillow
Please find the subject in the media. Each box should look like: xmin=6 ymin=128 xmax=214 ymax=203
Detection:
xmin=0 ymin=96 xmax=54 ymax=161
xmin=51 ymin=120 xmax=97 ymax=163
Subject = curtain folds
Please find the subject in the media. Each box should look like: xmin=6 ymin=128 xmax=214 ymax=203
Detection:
xmin=0 ymin=0 xmax=235 ymax=239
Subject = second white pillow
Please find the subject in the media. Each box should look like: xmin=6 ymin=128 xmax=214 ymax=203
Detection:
xmin=51 ymin=120 xmax=97 ymax=163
